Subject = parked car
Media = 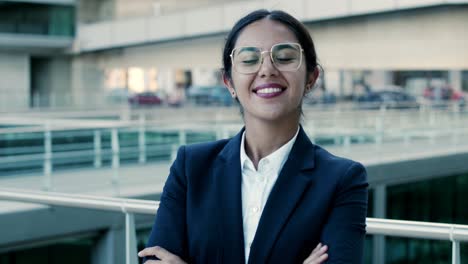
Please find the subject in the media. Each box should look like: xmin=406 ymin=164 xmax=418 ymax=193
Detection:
xmin=128 ymin=92 xmax=163 ymax=106
xmin=423 ymin=86 xmax=465 ymax=108
xmin=187 ymin=85 xmax=233 ymax=106
xmin=303 ymin=91 xmax=337 ymax=105
xmin=355 ymin=90 xmax=419 ymax=109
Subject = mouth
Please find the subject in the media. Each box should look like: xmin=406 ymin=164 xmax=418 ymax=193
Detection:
xmin=253 ymin=83 xmax=286 ymax=98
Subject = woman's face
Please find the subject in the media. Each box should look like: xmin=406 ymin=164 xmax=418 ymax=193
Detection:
xmin=225 ymin=18 xmax=317 ymax=124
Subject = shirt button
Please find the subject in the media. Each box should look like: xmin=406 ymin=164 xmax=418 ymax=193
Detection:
xmin=251 ymin=206 xmax=259 ymax=213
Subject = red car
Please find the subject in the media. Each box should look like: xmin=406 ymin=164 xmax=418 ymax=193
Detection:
xmin=423 ymin=86 xmax=464 ymax=101
xmin=128 ymin=92 xmax=163 ymax=106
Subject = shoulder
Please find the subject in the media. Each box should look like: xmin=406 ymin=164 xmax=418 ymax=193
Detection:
xmin=183 ymin=138 xmax=230 ymax=159
xmin=313 ymin=144 xmax=367 ymax=183
xmin=174 ymin=138 xmax=233 ymax=170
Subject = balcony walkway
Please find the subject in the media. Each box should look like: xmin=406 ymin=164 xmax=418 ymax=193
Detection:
xmin=1 ymin=134 xmax=467 ymax=214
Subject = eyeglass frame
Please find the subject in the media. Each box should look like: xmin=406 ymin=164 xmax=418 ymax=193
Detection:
xmin=229 ymin=42 xmax=304 ymax=74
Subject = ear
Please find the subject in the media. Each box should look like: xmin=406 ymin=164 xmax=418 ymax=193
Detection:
xmin=223 ymin=72 xmax=237 ymax=98
xmin=305 ymin=67 xmax=320 ymax=94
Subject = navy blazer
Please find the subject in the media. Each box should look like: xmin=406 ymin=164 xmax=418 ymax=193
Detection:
xmin=146 ymin=127 xmax=368 ymax=263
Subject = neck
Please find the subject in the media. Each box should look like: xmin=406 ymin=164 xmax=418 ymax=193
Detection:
xmin=243 ymin=117 xmax=299 ymax=168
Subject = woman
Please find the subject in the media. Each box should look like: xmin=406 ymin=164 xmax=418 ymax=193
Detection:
xmin=139 ymin=9 xmax=368 ymax=264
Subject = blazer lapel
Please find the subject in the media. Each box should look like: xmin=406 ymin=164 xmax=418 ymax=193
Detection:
xmin=248 ymin=127 xmax=316 ymax=264
xmin=215 ymin=129 xmax=246 ymax=263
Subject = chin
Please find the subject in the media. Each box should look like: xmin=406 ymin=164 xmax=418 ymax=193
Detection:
xmin=256 ymin=109 xmax=293 ymax=123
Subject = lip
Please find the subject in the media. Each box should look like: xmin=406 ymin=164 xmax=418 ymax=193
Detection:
xmin=253 ymin=83 xmax=286 ymax=99
xmin=253 ymin=83 xmax=286 ymax=92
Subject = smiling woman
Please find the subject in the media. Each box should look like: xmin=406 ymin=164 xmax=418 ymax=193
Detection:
xmin=139 ymin=9 xmax=368 ymax=264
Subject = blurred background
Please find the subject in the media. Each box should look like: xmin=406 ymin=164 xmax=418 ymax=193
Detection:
xmin=0 ymin=0 xmax=467 ymax=263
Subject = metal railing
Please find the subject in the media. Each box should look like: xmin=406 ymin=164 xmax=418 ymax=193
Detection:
xmin=0 ymin=188 xmax=466 ymax=264
xmin=2 ymin=108 xmax=468 ymax=195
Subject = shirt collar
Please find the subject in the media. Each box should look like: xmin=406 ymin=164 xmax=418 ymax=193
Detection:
xmin=240 ymin=127 xmax=300 ymax=172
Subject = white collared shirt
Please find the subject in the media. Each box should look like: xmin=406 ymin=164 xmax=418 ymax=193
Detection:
xmin=240 ymin=128 xmax=299 ymax=263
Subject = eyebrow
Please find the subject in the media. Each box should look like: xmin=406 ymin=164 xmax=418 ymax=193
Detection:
xmin=274 ymin=44 xmax=298 ymax=51
xmin=236 ymin=46 xmax=260 ymax=53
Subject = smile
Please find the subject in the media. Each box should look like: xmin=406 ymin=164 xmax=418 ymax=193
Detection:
xmin=253 ymin=83 xmax=286 ymax=98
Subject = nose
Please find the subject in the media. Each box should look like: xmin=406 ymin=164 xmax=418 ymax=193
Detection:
xmin=257 ymin=51 xmax=279 ymax=77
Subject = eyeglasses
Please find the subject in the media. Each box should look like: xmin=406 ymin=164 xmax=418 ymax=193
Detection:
xmin=230 ymin=43 xmax=304 ymax=74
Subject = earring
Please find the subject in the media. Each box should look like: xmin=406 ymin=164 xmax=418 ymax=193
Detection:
xmin=232 ymin=91 xmax=236 ymax=98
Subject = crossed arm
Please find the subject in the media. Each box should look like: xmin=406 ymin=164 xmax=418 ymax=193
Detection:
xmin=138 ymin=243 xmax=329 ymax=264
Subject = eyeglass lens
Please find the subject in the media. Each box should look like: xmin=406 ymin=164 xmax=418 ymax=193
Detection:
xmin=232 ymin=43 xmax=301 ymax=74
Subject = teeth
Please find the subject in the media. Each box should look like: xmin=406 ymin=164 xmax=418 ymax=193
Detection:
xmin=256 ymin=88 xmax=283 ymax=94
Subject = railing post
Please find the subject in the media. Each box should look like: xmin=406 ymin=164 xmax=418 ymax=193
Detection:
xmin=452 ymin=240 xmax=460 ymax=264
xmin=373 ymin=185 xmax=387 ymax=264
xmin=94 ymin=130 xmax=102 ymax=168
xmin=222 ymin=128 xmax=230 ymax=140
xmin=179 ymin=130 xmax=186 ymax=146
xmin=171 ymin=144 xmax=178 ymax=162
xmin=375 ymin=116 xmax=384 ymax=147
xmin=43 ymin=123 xmax=52 ymax=191
xmin=125 ymin=212 xmax=138 ymax=264
xmin=343 ymin=135 xmax=351 ymax=152
xmin=215 ymin=127 xmax=223 ymax=141
xmin=111 ymin=128 xmax=120 ymax=194
xmin=138 ymin=115 xmax=146 ymax=164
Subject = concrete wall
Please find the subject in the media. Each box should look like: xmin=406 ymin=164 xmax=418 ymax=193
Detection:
xmin=78 ymin=0 xmax=242 ymax=24
xmin=0 ymin=52 xmax=30 ymax=112
xmin=78 ymin=6 xmax=468 ymax=70
xmin=71 ymin=54 xmax=107 ymax=107
xmin=312 ymin=6 xmax=468 ymax=70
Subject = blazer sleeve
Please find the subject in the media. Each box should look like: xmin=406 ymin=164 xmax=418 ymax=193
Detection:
xmin=320 ymin=162 xmax=369 ymax=264
xmin=145 ymin=146 xmax=189 ymax=262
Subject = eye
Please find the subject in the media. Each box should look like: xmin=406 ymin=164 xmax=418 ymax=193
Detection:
xmin=275 ymin=57 xmax=295 ymax=63
xmin=274 ymin=50 xmax=299 ymax=64
xmin=237 ymin=53 xmax=260 ymax=65
xmin=274 ymin=55 xmax=298 ymax=64
xmin=241 ymin=58 xmax=259 ymax=65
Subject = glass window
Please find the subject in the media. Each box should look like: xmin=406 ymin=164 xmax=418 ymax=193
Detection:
xmin=0 ymin=3 xmax=75 ymax=36
xmin=385 ymin=173 xmax=468 ymax=263
xmin=462 ymin=71 xmax=468 ymax=92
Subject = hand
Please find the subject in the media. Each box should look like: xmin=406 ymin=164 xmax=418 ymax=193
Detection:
xmin=303 ymin=243 xmax=328 ymax=264
xmin=138 ymin=246 xmax=187 ymax=264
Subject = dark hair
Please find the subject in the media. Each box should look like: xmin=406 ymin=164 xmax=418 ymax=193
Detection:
xmin=222 ymin=9 xmax=319 ymax=81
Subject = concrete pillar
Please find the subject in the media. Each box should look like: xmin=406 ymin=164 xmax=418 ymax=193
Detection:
xmin=449 ymin=70 xmax=462 ymax=92
xmin=91 ymin=228 xmax=125 ymax=264
xmin=159 ymin=68 xmax=176 ymax=96
xmin=71 ymin=55 xmax=105 ymax=108
xmin=0 ymin=52 xmax=30 ymax=111
xmin=323 ymin=69 xmax=340 ymax=95
xmin=50 ymin=57 xmax=72 ymax=107
xmin=192 ymin=68 xmax=217 ymax=86
xmin=373 ymin=185 xmax=387 ymax=264
xmin=365 ymin=70 xmax=394 ymax=90
xmin=339 ymin=70 xmax=354 ymax=98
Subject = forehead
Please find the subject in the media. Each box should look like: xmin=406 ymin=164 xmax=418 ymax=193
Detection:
xmin=234 ymin=18 xmax=299 ymax=49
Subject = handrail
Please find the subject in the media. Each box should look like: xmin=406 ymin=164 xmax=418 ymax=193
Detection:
xmin=0 ymin=188 xmax=465 ymax=263
xmin=0 ymin=188 xmax=158 ymax=214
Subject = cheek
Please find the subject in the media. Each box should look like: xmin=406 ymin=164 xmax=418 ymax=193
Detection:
xmin=285 ymin=73 xmax=307 ymax=93
xmin=232 ymin=75 xmax=254 ymax=93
